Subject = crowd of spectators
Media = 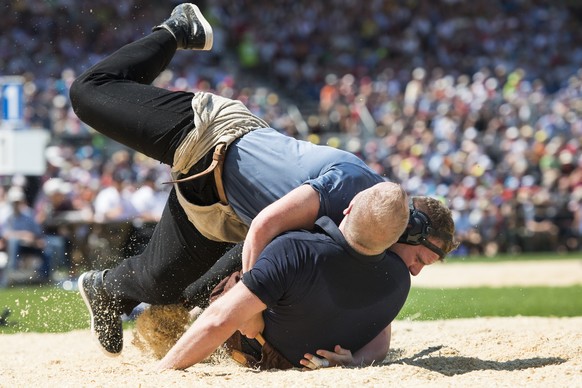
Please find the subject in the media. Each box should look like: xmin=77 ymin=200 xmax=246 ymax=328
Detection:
xmin=0 ymin=147 xmax=171 ymax=284
xmin=314 ymin=67 xmax=582 ymax=256
xmin=215 ymin=0 xmax=582 ymax=98
xmin=2 ymin=0 xmax=582 ymax=283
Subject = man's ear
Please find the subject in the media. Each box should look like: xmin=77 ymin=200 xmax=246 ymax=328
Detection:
xmin=343 ymin=200 xmax=355 ymax=215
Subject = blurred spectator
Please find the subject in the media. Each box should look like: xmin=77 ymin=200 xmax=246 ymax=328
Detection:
xmin=0 ymin=187 xmax=11 ymax=226
xmin=0 ymin=186 xmax=51 ymax=286
xmin=125 ymin=169 xmax=170 ymax=256
xmin=93 ymin=170 xmax=137 ymax=224
xmin=34 ymin=177 xmax=92 ymax=275
xmin=90 ymin=168 xmax=138 ymax=269
xmin=130 ymin=170 xmax=168 ymax=224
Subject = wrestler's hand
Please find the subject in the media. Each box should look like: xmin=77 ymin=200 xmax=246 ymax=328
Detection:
xmin=238 ymin=312 xmax=265 ymax=339
xmin=300 ymin=345 xmax=354 ymax=369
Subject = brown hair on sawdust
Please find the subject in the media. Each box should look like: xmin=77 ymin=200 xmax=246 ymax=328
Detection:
xmin=132 ymin=304 xmax=191 ymax=359
xmin=131 ymin=304 xmax=232 ymax=363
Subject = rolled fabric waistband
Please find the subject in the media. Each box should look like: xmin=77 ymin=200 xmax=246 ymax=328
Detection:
xmin=164 ymin=143 xmax=228 ymax=205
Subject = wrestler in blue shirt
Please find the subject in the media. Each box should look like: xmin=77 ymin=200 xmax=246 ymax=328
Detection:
xmin=225 ymin=128 xmax=383 ymax=226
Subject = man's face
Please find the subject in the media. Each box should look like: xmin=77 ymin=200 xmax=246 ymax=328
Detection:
xmin=405 ymin=237 xmax=443 ymax=276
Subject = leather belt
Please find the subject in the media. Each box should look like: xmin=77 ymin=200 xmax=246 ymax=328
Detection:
xmin=230 ymin=333 xmax=265 ymax=368
xmin=164 ymin=143 xmax=228 ymax=205
xmin=230 ymin=333 xmax=266 ymax=366
xmin=228 ymin=332 xmax=295 ymax=370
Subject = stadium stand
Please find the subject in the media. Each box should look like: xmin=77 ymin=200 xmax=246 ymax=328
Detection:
xmin=1 ymin=1 xmax=582 ymax=283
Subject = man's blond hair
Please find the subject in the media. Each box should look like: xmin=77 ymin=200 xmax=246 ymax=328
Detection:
xmin=343 ymin=182 xmax=409 ymax=254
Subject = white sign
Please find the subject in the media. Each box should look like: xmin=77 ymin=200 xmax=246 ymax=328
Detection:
xmin=0 ymin=128 xmax=50 ymax=175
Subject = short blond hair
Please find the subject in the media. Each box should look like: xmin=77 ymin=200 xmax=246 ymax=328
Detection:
xmin=343 ymin=182 xmax=409 ymax=254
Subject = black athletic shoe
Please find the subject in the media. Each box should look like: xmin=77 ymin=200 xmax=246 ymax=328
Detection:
xmin=78 ymin=270 xmax=123 ymax=357
xmin=154 ymin=3 xmax=213 ymax=50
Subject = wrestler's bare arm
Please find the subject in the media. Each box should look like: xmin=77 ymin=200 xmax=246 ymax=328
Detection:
xmin=242 ymin=184 xmax=320 ymax=272
xmin=158 ymin=282 xmax=266 ymax=370
xmin=352 ymin=324 xmax=392 ymax=365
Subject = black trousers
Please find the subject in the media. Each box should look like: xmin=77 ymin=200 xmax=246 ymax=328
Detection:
xmin=70 ymin=30 xmax=241 ymax=314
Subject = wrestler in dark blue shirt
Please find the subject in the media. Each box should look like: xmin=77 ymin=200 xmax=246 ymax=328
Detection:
xmin=242 ymin=217 xmax=410 ymax=366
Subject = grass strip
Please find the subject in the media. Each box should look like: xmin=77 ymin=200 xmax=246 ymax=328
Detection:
xmin=0 ymin=285 xmax=88 ymax=334
xmin=1 ymin=285 xmax=581 ymax=334
xmin=398 ymin=286 xmax=582 ymax=320
xmin=446 ymin=251 xmax=582 ymax=263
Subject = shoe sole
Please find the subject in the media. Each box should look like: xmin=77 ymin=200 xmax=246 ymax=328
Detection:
xmin=78 ymin=272 xmax=122 ymax=358
xmin=189 ymin=4 xmax=213 ymax=50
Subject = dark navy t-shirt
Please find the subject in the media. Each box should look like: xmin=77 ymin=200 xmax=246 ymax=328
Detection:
xmin=223 ymin=128 xmax=384 ymax=226
xmin=241 ymin=217 xmax=411 ymax=366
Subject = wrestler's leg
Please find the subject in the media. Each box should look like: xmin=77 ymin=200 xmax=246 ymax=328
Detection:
xmin=105 ymin=189 xmax=235 ymax=315
xmin=70 ymin=30 xmax=193 ymax=165
xmin=181 ymin=242 xmax=244 ymax=309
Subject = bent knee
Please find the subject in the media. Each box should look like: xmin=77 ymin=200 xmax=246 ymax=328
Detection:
xmin=70 ymin=71 xmax=114 ymax=122
xmin=69 ymin=76 xmax=90 ymax=115
xmin=69 ymin=73 xmax=93 ymax=112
